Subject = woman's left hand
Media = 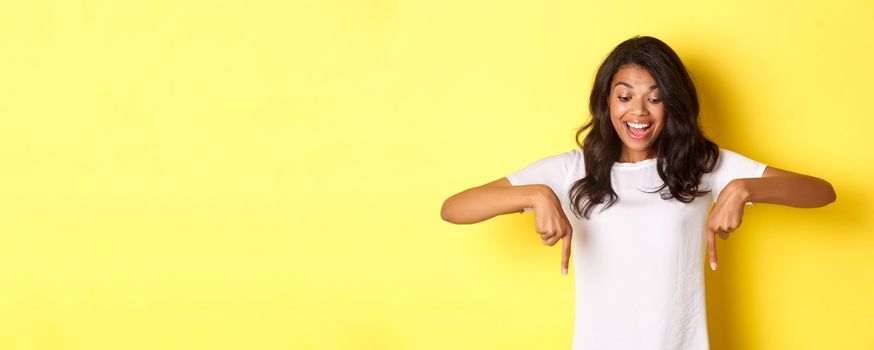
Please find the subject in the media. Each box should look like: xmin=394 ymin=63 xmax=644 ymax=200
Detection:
xmin=706 ymin=179 xmax=751 ymax=271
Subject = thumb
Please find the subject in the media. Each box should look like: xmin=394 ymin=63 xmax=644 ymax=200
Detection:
xmin=707 ymin=228 xmax=718 ymax=271
xmin=561 ymin=230 xmax=572 ymax=276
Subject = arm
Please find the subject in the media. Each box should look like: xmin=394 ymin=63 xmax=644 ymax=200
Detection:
xmin=440 ymin=177 xmax=549 ymax=224
xmin=442 ymin=177 xmax=574 ymax=275
xmin=731 ymin=165 xmax=837 ymax=208
xmin=705 ymin=165 xmax=836 ymax=271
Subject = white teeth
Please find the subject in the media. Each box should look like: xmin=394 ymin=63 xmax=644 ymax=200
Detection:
xmin=626 ymin=122 xmax=651 ymax=129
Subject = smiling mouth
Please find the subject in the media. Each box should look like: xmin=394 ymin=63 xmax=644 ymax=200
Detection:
xmin=625 ymin=121 xmax=652 ymax=139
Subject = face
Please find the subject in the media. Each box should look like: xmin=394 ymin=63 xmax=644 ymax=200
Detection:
xmin=608 ymin=65 xmax=665 ymax=162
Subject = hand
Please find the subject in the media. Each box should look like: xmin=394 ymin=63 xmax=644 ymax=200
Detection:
xmin=531 ymin=185 xmax=574 ymax=276
xmin=706 ymin=179 xmax=751 ymax=271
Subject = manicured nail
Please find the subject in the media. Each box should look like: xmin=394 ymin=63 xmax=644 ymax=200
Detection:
xmin=710 ymin=262 xmax=717 ymax=271
xmin=562 ymin=267 xmax=568 ymax=276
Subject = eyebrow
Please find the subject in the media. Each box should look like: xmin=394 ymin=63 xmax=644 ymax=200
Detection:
xmin=614 ymin=81 xmax=659 ymax=90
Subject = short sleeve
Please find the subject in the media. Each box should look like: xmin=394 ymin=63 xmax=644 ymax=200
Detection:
xmin=709 ymin=148 xmax=768 ymax=206
xmin=506 ymin=149 xmax=577 ymax=213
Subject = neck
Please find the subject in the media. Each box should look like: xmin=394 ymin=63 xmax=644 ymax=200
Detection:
xmin=618 ymin=149 xmax=656 ymax=163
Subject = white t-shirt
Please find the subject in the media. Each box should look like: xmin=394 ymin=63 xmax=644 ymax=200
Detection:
xmin=506 ymin=148 xmax=767 ymax=350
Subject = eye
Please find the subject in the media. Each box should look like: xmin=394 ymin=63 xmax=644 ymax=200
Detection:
xmin=648 ymin=97 xmax=661 ymax=104
xmin=617 ymin=96 xmax=631 ymax=102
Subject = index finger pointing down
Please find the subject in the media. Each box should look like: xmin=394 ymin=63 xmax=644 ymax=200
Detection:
xmin=561 ymin=230 xmax=572 ymax=276
xmin=708 ymin=229 xmax=718 ymax=271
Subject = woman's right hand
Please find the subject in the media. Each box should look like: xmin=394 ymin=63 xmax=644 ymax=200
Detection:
xmin=532 ymin=185 xmax=574 ymax=276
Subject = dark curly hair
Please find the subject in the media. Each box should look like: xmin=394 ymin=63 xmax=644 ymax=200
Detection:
xmin=569 ymin=35 xmax=719 ymax=220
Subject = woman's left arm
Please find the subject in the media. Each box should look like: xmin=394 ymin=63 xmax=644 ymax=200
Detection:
xmin=733 ymin=166 xmax=837 ymax=208
xmin=705 ymin=166 xmax=836 ymax=271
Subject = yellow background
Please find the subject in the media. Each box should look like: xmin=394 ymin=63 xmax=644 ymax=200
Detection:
xmin=1 ymin=1 xmax=872 ymax=349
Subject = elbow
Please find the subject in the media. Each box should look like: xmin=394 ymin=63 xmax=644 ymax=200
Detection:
xmin=824 ymin=182 xmax=837 ymax=206
xmin=441 ymin=197 xmax=474 ymax=224
xmin=440 ymin=209 xmax=453 ymax=223
xmin=440 ymin=199 xmax=457 ymax=224
xmin=814 ymin=179 xmax=837 ymax=207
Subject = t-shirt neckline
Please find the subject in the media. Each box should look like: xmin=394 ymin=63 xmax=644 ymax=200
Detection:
xmin=613 ymin=157 xmax=657 ymax=169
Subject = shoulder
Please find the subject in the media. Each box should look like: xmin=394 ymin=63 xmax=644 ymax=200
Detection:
xmin=544 ymin=148 xmax=580 ymax=176
xmin=567 ymin=147 xmax=585 ymax=179
xmin=711 ymin=148 xmax=733 ymax=168
xmin=562 ymin=147 xmax=584 ymax=163
xmin=717 ymin=148 xmax=744 ymax=161
xmin=708 ymin=147 xmax=768 ymax=179
xmin=505 ymin=148 xmax=582 ymax=188
xmin=533 ymin=148 xmax=584 ymax=177
xmin=553 ymin=148 xmax=585 ymax=171
xmin=713 ymin=148 xmax=763 ymax=169
xmin=535 ymin=148 xmax=581 ymax=168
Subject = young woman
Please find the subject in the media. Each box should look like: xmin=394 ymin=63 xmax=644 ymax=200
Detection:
xmin=440 ymin=36 xmax=836 ymax=349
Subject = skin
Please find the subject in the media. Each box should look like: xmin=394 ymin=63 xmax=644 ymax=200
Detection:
xmin=441 ymin=66 xmax=837 ymax=275
xmin=609 ymin=65 xmax=665 ymax=163
xmin=705 ymin=166 xmax=836 ymax=270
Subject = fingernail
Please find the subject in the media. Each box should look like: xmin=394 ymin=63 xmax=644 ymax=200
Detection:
xmin=562 ymin=267 xmax=568 ymax=276
xmin=710 ymin=262 xmax=717 ymax=271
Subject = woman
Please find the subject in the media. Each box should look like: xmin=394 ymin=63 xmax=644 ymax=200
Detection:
xmin=440 ymin=36 xmax=836 ymax=349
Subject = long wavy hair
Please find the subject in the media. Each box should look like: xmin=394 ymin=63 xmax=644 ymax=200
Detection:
xmin=569 ymin=36 xmax=719 ymax=220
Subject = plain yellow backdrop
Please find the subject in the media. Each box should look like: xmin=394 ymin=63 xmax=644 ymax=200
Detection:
xmin=1 ymin=0 xmax=872 ymax=349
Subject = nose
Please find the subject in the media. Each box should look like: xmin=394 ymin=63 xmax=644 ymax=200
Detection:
xmin=631 ymin=97 xmax=648 ymax=116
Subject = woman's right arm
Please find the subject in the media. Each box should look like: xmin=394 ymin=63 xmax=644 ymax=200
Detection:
xmin=440 ymin=177 xmax=549 ymax=224
xmin=441 ymin=176 xmax=575 ymax=275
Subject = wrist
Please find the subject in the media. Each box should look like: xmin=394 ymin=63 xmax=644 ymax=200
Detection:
xmin=528 ymin=184 xmax=554 ymax=208
xmin=728 ymin=178 xmax=754 ymax=204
